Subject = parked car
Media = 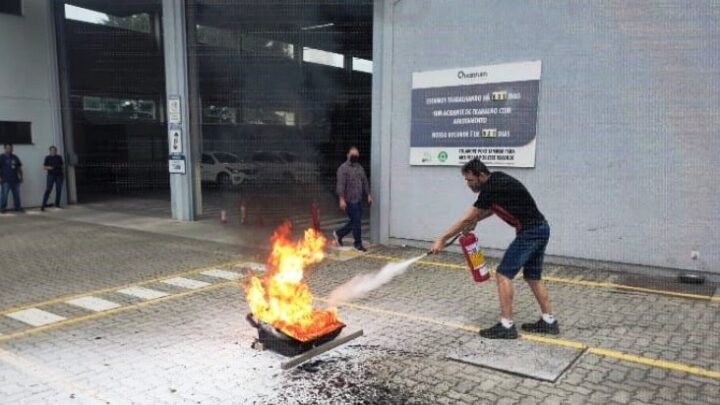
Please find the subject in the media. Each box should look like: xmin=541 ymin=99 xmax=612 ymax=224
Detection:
xmin=200 ymin=151 xmax=256 ymax=186
xmin=249 ymin=150 xmax=320 ymax=184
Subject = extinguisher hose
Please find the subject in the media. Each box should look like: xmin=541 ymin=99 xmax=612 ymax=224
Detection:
xmin=426 ymin=233 xmax=461 ymax=256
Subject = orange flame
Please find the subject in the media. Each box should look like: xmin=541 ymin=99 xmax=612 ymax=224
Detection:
xmin=244 ymin=223 xmax=342 ymax=342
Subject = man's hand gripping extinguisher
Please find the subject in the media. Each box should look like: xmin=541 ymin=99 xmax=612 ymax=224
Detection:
xmin=427 ymin=232 xmax=490 ymax=283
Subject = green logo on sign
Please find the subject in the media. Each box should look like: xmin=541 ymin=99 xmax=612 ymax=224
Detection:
xmin=438 ymin=151 xmax=448 ymax=162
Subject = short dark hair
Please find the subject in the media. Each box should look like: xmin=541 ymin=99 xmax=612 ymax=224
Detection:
xmin=49 ymin=146 xmax=57 ymax=151
xmin=461 ymin=158 xmax=490 ymax=176
xmin=3 ymin=144 xmax=12 ymax=149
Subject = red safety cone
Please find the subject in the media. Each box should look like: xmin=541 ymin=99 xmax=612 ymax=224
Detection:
xmin=311 ymin=201 xmax=321 ymax=232
xmin=239 ymin=201 xmax=247 ymax=225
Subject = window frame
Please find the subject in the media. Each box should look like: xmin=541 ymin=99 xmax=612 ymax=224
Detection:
xmin=0 ymin=121 xmax=33 ymax=145
xmin=0 ymin=0 xmax=22 ymax=16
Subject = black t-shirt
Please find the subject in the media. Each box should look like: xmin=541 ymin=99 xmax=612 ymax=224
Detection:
xmin=44 ymin=155 xmax=64 ymax=175
xmin=474 ymin=171 xmax=545 ymax=232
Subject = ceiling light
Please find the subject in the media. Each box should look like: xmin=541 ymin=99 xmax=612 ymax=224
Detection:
xmin=300 ymin=23 xmax=334 ymax=31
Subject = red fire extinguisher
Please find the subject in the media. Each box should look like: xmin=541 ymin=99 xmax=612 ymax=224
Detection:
xmin=459 ymin=232 xmax=490 ymax=283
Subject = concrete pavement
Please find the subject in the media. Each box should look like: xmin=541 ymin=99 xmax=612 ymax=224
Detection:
xmin=0 ymin=206 xmax=717 ymax=404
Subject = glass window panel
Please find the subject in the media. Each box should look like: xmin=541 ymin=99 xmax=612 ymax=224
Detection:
xmin=302 ymin=47 xmax=344 ymax=68
xmin=352 ymin=57 xmax=373 ymax=74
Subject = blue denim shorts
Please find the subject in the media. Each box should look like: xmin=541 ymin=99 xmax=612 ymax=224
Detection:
xmin=496 ymin=221 xmax=550 ymax=280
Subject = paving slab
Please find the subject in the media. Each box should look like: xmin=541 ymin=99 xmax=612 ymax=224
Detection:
xmin=446 ymin=335 xmax=585 ymax=382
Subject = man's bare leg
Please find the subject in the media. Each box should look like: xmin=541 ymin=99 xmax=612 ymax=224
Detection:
xmin=525 ymin=279 xmax=552 ymax=314
xmin=496 ymin=273 xmax=514 ymax=319
xmin=478 ymin=272 xmax=519 ymax=338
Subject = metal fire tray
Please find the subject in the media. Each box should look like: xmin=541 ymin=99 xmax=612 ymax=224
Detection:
xmin=246 ymin=313 xmax=345 ymax=357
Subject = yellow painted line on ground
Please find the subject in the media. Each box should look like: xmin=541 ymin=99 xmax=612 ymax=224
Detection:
xmin=2 ymin=268 xmax=718 ymax=381
xmin=0 ymin=259 xmax=246 ymax=317
xmin=0 ymin=279 xmax=239 ymax=343
xmin=586 ymin=347 xmax=720 ymax=379
xmin=363 ymin=253 xmax=716 ymax=302
xmin=333 ymin=300 xmax=720 ymax=380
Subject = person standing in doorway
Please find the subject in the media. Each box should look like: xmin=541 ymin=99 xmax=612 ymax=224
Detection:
xmin=430 ymin=158 xmax=557 ymax=339
xmin=0 ymin=143 xmax=23 ymax=213
xmin=334 ymin=146 xmax=372 ymax=252
xmin=41 ymin=146 xmax=64 ymax=211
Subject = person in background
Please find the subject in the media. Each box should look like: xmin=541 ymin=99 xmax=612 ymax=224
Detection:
xmin=41 ymin=146 xmax=64 ymax=211
xmin=334 ymin=146 xmax=372 ymax=252
xmin=0 ymin=143 xmax=23 ymax=213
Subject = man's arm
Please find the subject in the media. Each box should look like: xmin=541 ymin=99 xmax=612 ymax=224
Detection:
xmin=361 ymin=167 xmax=371 ymax=204
xmin=430 ymin=206 xmax=493 ymax=253
xmin=336 ymin=165 xmax=347 ymax=210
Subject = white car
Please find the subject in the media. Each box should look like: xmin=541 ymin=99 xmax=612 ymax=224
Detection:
xmin=200 ymin=151 xmax=256 ymax=186
xmin=249 ymin=151 xmax=320 ymax=184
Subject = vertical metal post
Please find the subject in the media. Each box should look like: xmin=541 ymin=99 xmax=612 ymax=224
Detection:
xmin=162 ymin=0 xmax=196 ymax=221
xmin=51 ymin=0 xmax=76 ymax=205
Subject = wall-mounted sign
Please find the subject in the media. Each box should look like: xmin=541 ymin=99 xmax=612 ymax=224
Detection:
xmin=167 ymin=95 xmax=182 ymax=124
xmin=410 ymin=61 xmax=541 ymax=167
xmin=169 ymin=154 xmax=186 ymax=174
xmin=169 ymin=126 xmax=183 ymax=154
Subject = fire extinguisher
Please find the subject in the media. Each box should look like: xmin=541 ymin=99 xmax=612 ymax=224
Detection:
xmin=459 ymin=232 xmax=490 ymax=283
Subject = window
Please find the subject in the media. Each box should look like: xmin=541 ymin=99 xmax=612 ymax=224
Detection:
xmin=81 ymin=96 xmax=157 ymax=121
xmin=302 ymin=47 xmax=344 ymax=68
xmin=279 ymin=152 xmax=297 ymax=162
xmin=214 ymin=152 xmax=238 ymax=163
xmin=352 ymin=57 xmax=373 ymax=74
xmin=201 ymin=154 xmax=215 ymax=165
xmin=0 ymin=121 xmax=32 ymax=145
xmin=0 ymin=0 xmax=22 ymax=16
xmin=252 ymin=152 xmax=283 ymax=163
xmin=65 ymin=4 xmax=151 ymax=34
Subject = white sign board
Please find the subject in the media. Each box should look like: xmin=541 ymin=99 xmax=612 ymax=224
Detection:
xmin=411 ymin=61 xmax=541 ymax=167
xmin=168 ymin=96 xmax=182 ymax=124
xmin=169 ymin=127 xmax=183 ymax=154
xmin=169 ymin=155 xmax=186 ymax=174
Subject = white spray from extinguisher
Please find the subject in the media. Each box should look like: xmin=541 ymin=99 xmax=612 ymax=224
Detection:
xmin=326 ymin=235 xmax=463 ymax=306
xmin=326 ymin=255 xmax=424 ymax=306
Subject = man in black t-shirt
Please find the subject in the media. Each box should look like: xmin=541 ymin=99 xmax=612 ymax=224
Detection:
xmin=430 ymin=158 xmax=558 ymax=339
xmin=41 ymin=146 xmax=64 ymax=210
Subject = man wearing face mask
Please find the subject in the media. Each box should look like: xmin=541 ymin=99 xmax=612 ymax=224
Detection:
xmin=429 ymin=158 xmax=557 ymax=339
xmin=334 ymin=146 xmax=372 ymax=251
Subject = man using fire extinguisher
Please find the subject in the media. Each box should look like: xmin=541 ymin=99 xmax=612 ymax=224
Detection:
xmin=430 ymin=158 xmax=557 ymax=339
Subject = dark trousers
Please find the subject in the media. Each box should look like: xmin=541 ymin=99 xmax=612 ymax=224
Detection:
xmin=0 ymin=181 xmax=21 ymax=211
xmin=336 ymin=202 xmax=362 ymax=247
xmin=42 ymin=174 xmax=64 ymax=208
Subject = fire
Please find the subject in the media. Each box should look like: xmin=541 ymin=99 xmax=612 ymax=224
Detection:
xmin=244 ymin=223 xmax=342 ymax=342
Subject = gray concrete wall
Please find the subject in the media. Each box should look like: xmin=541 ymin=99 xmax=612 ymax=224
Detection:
xmin=373 ymin=0 xmax=720 ymax=274
xmin=0 ymin=0 xmax=64 ymax=207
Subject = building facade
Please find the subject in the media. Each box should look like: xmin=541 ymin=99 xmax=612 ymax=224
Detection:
xmin=1 ymin=0 xmax=718 ymax=276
